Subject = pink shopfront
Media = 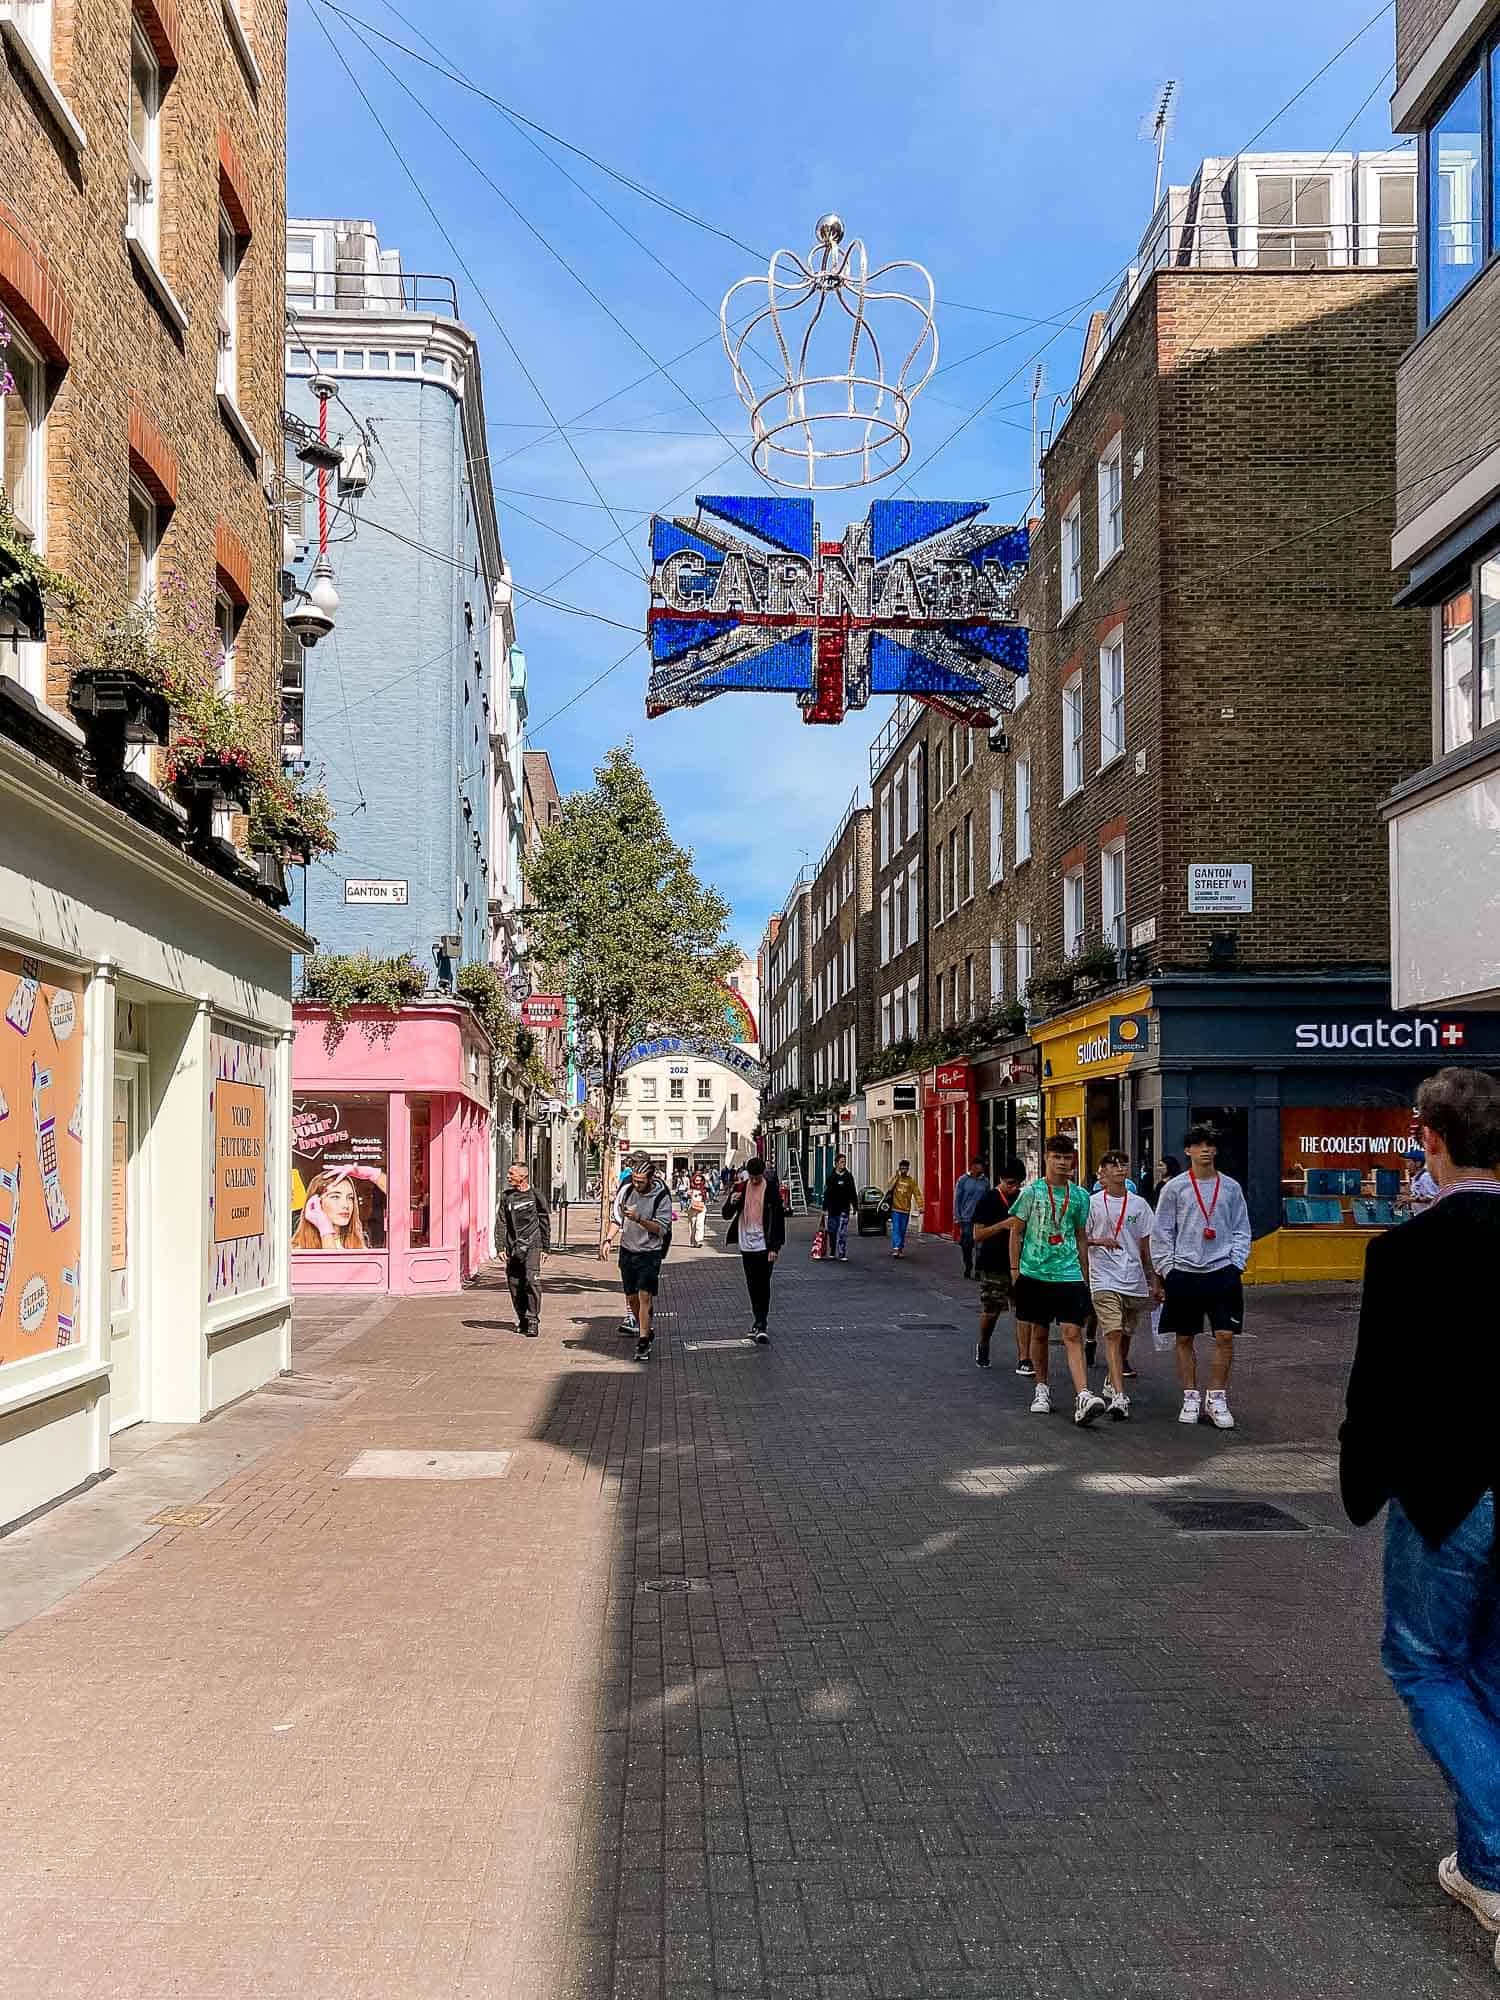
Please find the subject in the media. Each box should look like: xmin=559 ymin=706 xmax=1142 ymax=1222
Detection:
xmin=291 ymin=1001 xmax=496 ymax=1295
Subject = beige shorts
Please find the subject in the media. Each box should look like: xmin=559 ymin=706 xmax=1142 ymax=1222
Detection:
xmin=1091 ymin=1290 xmax=1149 ymax=1337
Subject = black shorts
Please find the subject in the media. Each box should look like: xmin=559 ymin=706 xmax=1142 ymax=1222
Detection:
xmin=1013 ymin=1276 xmax=1092 ymax=1328
xmin=1162 ymin=1266 xmax=1244 ymax=1337
xmin=619 ymin=1248 xmax=664 ymax=1298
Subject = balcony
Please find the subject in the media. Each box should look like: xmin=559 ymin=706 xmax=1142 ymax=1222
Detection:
xmin=285 ymin=268 xmax=461 ymax=320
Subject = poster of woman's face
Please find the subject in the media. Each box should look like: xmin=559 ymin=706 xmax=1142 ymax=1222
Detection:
xmin=291 ymin=1096 xmax=388 ymax=1250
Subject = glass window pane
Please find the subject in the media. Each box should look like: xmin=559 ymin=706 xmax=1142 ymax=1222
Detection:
xmin=1441 ymin=587 xmax=1475 ymax=752
xmin=1258 ymin=176 xmax=1293 ymax=225
xmin=2 ymin=341 xmax=40 ymax=522
xmin=1379 ymin=175 xmax=1415 ymax=227
xmin=1479 ymin=558 xmax=1499 ymax=735
xmin=1295 ymin=175 xmax=1331 ymax=227
xmin=1427 ymin=64 xmax=1483 ymax=316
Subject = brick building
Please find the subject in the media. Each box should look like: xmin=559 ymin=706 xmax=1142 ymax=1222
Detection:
xmin=0 ymin=0 xmax=306 ymax=1528
xmin=864 ymin=701 xmax=927 ymax=1186
xmin=759 ymin=871 xmax=812 ymax=1197
xmin=1382 ymin=1 xmax=1500 ymax=1014
xmin=803 ymin=795 xmax=874 ymax=1192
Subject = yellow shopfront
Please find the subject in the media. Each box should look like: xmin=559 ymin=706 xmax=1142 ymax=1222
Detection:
xmin=1035 ymin=989 xmax=1153 ymax=1184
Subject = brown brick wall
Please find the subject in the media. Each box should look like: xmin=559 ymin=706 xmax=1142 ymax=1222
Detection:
xmin=870 ymin=710 xmax=927 ymax=1052
xmin=2 ymin=0 xmax=286 ymax=729
xmin=1395 ymin=259 xmax=1500 ymax=538
xmin=1156 ymin=268 xmax=1426 ymax=969
xmin=1396 ymin=0 xmax=1468 ymax=88
xmin=806 ymin=807 xmax=873 ymax=1091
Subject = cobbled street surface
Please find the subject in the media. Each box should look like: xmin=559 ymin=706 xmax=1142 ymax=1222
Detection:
xmin=0 ymin=1219 xmax=1492 ymax=1999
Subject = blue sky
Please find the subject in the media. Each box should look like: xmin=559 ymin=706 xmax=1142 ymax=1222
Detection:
xmin=289 ymin=0 xmax=1400 ymax=954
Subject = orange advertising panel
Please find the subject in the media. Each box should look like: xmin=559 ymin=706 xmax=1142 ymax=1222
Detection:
xmin=0 ymin=949 xmax=86 ymax=1367
xmin=214 ymin=1080 xmax=267 ymax=1242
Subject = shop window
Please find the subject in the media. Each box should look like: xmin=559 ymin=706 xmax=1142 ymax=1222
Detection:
xmin=1424 ymin=61 xmax=1483 ymax=319
xmin=1 ymin=949 xmax=85 ymax=1372
xmin=291 ymin=1093 xmax=389 ymax=1251
xmin=1280 ymin=1106 xmax=1419 ymax=1229
xmin=409 ymin=1098 xmax=432 ymax=1247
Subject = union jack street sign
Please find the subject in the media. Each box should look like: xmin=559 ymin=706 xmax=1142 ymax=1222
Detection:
xmin=646 ymin=495 xmax=1029 ymax=727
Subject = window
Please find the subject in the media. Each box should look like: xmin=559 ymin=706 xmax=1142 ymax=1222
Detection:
xmin=640 ymin=1077 xmax=657 ymax=1102
xmin=1254 ymin=173 xmax=1333 ymax=268
xmin=696 ymin=1116 xmax=711 ymax=1139
xmin=963 ymin=814 xmax=973 ymax=900
xmin=935 ymin=737 xmax=946 ymax=801
xmin=880 ymin=886 xmax=892 ymax=963
xmin=616 ymin=1078 xmax=630 ymax=1100
xmin=965 ymin=956 xmax=975 ymax=1020
xmin=906 ymin=859 xmax=919 ymax=946
xmin=1101 ymin=841 xmax=1125 ymax=951
xmin=729 ymin=1091 xmax=739 ymax=1112
xmin=906 ymin=751 xmax=920 ymax=841
xmin=1062 ymin=673 xmax=1084 ymax=797
xmin=11 ymin=0 xmax=53 ymax=67
xmin=668 ymin=1116 xmax=684 ymax=1141
xmin=286 ymin=232 xmax=317 ymax=305
xmin=950 ymin=965 xmax=959 ymax=1022
xmin=1015 ymin=756 xmax=1031 ymax=861
xmin=891 ymin=985 xmax=904 ymax=1042
xmin=1099 ymin=628 xmax=1125 ymax=765
xmin=1016 ymin=918 xmax=1033 ymax=992
xmin=668 ymin=1076 xmax=684 ymax=1100
xmin=880 ymin=785 xmax=892 ymax=865
xmin=217 ymin=206 xmax=240 ymax=399
xmin=127 ymin=480 xmax=158 ymax=606
xmin=697 ymin=1076 xmax=712 ymax=1100
xmin=640 ymin=1115 xmax=656 ymax=1141
xmin=1440 ymin=558 xmax=1500 ymax=752
xmin=128 ymin=22 xmax=161 ymax=260
xmin=280 ymin=626 xmax=304 ymax=757
xmin=1063 ymin=867 xmax=1085 ymax=957
xmin=936 ymin=972 xmax=945 ymax=1030
xmin=989 ymin=938 xmax=1005 ymax=1004
xmin=989 ymin=786 xmax=1004 ymax=883
xmin=936 ymin=841 xmax=947 ymax=923
xmin=1097 ymin=438 xmax=1123 ymax=566
xmin=215 ymin=594 xmax=240 ymax=696
xmin=963 ymin=726 xmax=975 ymax=771
xmin=1061 ymin=496 xmax=1081 ymax=613
xmin=1425 ymin=63 xmax=1483 ymax=318
xmin=1373 ymin=172 xmax=1416 ymax=267
xmin=951 ymin=827 xmax=961 ymax=908
xmin=906 ymin=974 xmax=919 ymax=1036
xmin=881 ymin=993 xmax=892 ymax=1048
xmin=2 ymin=322 xmax=45 ymax=535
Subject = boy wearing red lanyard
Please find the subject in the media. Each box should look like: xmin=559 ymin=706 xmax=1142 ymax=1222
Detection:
xmin=1148 ymin=1124 xmax=1252 ymax=1429
xmin=1007 ymin=1134 xmax=1105 ymax=1424
xmin=1085 ymin=1151 xmax=1157 ymax=1420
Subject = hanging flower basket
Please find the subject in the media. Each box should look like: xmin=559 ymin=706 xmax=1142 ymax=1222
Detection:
xmin=67 ymin=665 xmax=171 ymax=747
xmin=165 ymin=744 xmax=254 ymax=811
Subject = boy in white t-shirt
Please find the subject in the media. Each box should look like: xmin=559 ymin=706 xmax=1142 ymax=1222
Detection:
xmin=1085 ymin=1149 xmax=1157 ymax=1421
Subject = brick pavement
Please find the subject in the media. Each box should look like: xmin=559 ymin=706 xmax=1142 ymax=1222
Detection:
xmin=0 ymin=1220 xmax=1492 ymax=1998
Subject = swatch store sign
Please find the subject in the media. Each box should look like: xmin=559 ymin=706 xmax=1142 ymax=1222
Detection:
xmin=1292 ymin=1016 xmax=1468 ymax=1053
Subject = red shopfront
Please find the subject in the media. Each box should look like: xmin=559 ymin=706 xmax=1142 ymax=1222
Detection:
xmin=922 ymin=1061 xmax=977 ymax=1237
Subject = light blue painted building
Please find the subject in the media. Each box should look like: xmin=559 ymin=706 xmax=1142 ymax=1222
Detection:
xmin=281 ymin=220 xmax=526 ymax=980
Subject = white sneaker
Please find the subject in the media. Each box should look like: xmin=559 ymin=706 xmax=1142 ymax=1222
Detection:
xmin=1439 ymin=1853 xmax=1500 ymax=1933
xmin=1204 ymin=1390 xmax=1235 ymax=1431
xmin=1074 ymin=1390 xmax=1106 ymax=1427
xmin=1107 ymin=1390 xmax=1131 ymax=1422
xmin=1179 ymin=1390 xmax=1202 ymax=1425
xmin=1029 ymin=1383 xmax=1052 ymax=1415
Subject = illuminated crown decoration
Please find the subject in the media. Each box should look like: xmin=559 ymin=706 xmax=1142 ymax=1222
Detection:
xmin=721 ymin=214 xmax=938 ymax=491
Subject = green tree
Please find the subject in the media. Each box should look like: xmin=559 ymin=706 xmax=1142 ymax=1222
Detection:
xmin=523 ymin=746 xmax=739 ymax=1240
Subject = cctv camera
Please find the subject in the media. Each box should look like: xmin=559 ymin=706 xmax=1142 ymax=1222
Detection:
xmin=284 ymin=601 xmax=335 ymax=648
xmin=987 ymin=727 xmax=1010 ymax=754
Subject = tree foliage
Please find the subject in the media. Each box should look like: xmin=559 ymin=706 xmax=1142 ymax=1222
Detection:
xmin=524 ymin=746 xmax=739 ymax=1214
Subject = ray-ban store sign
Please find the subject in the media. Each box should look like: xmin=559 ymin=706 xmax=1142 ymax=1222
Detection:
xmin=344 ymin=879 xmax=408 ymax=905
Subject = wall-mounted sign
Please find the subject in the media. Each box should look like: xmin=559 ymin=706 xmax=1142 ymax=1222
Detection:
xmin=1109 ymin=1013 xmax=1150 ymax=1055
xmin=344 ymin=879 xmax=408 ymax=905
xmin=213 ymin=1080 xmax=267 ymax=1243
xmin=1129 ymin=916 xmax=1157 ymax=948
xmin=891 ymin=1082 xmax=919 ymax=1113
xmin=1293 ymin=1016 xmax=1467 ymax=1052
xmin=1187 ymin=863 xmax=1252 ymax=913
xmin=924 ymin=1062 xmax=972 ymax=1107
xmin=647 ymin=495 xmax=1029 ymax=728
xmin=520 ymin=995 xmax=566 ymax=1029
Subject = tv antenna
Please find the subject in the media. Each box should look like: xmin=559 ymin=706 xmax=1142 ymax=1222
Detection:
xmin=1143 ymin=80 xmax=1178 ymax=212
xmin=1029 ymin=364 xmax=1046 ymax=507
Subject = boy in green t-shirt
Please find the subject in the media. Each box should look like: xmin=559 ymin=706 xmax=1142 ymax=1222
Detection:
xmin=1007 ymin=1134 xmax=1106 ymax=1425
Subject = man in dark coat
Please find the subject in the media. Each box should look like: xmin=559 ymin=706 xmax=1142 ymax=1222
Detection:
xmin=498 ymin=1161 xmax=551 ymax=1337
xmin=1341 ymin=1067 xmax=1500 ymax=1955
xmin=722 ymin=1155 xmax=787 ymax=1344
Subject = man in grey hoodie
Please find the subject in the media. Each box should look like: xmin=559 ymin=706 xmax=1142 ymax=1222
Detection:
xmin=1149 ymin=1123 xmax=1251 ymax=1431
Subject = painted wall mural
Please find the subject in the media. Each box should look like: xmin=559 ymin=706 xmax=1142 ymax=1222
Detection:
xmin=0 ymin=949 xmax=85 ymax=1368
xmin=207 ymin=1026 xmax=277 ymax=1304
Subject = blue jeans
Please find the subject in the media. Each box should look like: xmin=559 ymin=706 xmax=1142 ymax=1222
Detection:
xmin=890 ymin=1209 xmax=910 ymax=1251
xmin=1382 ymin=1493 xmax=1500 ymax=1889
xmin=824 ymin=1211 xmax=849 ymax=1258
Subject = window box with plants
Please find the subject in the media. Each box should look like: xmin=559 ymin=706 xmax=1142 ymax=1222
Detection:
xmin=63 ymin=598 xmax=190 ymax=797
xmin=248 ymin=771 xmax=337 ymax=872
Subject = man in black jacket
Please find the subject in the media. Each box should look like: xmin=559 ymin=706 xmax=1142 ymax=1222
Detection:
xmin=498 ymin=1161 xmax=550 ymax=1338
xmin=722 ymin=1156 xmax=787 ymax=1343
xmin=1341 ymin=1067 xmax=1500 ymax=1953
xmin=821 ymin=1154 xmax=859 ymax=1262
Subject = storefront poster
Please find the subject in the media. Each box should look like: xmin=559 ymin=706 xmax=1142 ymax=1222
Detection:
xmin=291 ymin=1095 xmax=389 ymax=1251
xmin=207 ymin=1028 xmax=277 ymax=1304
xmin=0 ymin=949 xmax=85 ymax=1368
xmin=1280 ymin=1107 xmax=1417 ymax=1228
xmin=111 ymin=1118 xmax=128 ymax=1273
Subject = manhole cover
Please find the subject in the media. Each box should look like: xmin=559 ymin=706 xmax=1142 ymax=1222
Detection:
xmin=640 ymin=1578 xmax=708 ymax=1593
xmin=262 ymin=1375 xmax=354 ymax=1400
xmin=683 ymin=1338 xmax=755 ymax=1351
xmin=147 ymin=1504 xmax=221 ymax=1528
xmin=1151 ymin=1499 xmax=1309 ymax=1534
xmin=344 ymin=1450 xmax=513 ymax=1481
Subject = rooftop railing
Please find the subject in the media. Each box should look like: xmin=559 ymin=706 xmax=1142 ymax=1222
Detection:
xmin=286 ymin=269 xmax=462 ymax=321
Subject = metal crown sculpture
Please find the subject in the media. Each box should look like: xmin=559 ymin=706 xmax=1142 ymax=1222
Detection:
xmin=720 ymin=214 xmax=938 ymax=491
